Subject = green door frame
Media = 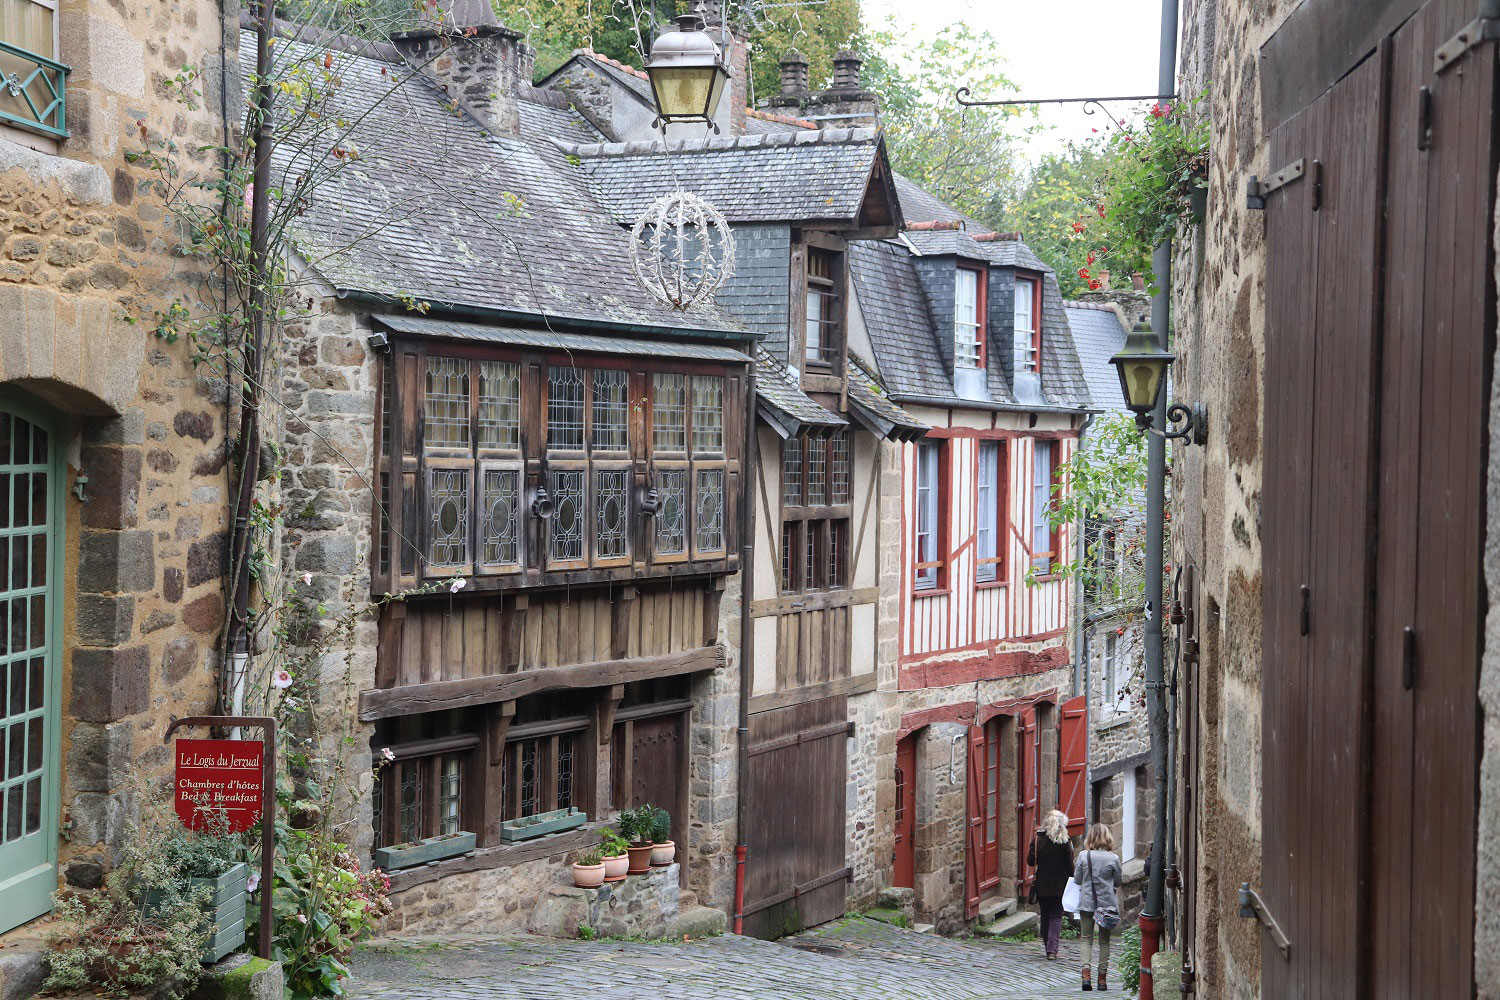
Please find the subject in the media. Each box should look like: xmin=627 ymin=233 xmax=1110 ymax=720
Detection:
xmin=0 ymin=392 xmax=64 ymax=934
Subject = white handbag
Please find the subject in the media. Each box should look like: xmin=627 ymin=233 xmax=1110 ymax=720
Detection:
xmin=1062 ymin=876 xmax=1082 ymax=914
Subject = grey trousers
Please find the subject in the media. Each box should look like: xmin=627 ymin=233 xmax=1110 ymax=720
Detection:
xmin=1080 ymin=912 xmax=1112 ymax=970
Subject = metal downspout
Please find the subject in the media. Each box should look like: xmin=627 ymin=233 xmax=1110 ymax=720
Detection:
xmin=734 ymin=370 xmax=758 ymax=933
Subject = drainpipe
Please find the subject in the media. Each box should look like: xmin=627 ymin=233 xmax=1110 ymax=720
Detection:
xmin=1074 ymin=412 xmax=1094 ymax=829
xmin=225 ymin=0 xmax=275 ymax=724
xmin=734 ymin=368 xmax=758 ymax=934
xmin=1138 ymin=1 xmax=1180 ymax=994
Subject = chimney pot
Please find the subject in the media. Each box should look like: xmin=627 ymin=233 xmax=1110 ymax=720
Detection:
xmin=779 ymin=48 xmax=809 ymax=97
xmin=831 ymin=49 xmax=862 ymax=90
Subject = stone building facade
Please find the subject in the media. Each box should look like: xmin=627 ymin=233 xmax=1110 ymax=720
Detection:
xmin=0 ymin=0 xmax=234 ymax=944
xmin=1171 ymin=0 xmax=1500 ymax=996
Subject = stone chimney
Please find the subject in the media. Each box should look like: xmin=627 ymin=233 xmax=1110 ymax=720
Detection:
xmin=764 ymin=49 xmax=809 ymax=111
xmin=807 ymin=48 xmax=879 ymax=129
xmin=391 ymin=0 xmax=535 ymax=137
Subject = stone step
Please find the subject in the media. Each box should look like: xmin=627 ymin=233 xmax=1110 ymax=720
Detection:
xmin=665 ymin=905 xmax=727 ymax=940
xmin=912 ymin=922 xmax=937 ymax=935
xmin=677 ymin=888 xmax=699 ymax=910
xmin=977 ymin=896 xmax=1017 ymax=923
xmin=975 ymin=910 xmax=1039 ymax=939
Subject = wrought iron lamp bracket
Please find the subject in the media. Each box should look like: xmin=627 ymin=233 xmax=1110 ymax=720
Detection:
xmin=1143 ymin=402 xmax=1208 ymax=446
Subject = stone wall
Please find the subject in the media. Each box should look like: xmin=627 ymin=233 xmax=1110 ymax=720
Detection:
xmin=0 ymin=0 xmax=237 ymax=936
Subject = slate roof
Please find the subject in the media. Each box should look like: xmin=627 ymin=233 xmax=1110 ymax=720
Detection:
xmin=755 ymin=351 xmax=845 ymax=431
xmin=239 ymin=35 xmax=746 ymax=339
xmin=374 ymin=314 xmax=752 ymax=363
xmin=846 ymin=356 xmax=928 ymax=440
xmin=1065 ymin=302 xmax=1130 ymax=415
xmin=892 ymin=175 xmax=990 ymax=231
xmin=560 ymin=128 xmax=893 ymax=225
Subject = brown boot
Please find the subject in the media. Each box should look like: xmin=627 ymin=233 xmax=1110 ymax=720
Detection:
xmin=1081 ymin=965 xmax=1092 ymax=991
xmin=1097 ymin=968 xmax=1108 ymax=991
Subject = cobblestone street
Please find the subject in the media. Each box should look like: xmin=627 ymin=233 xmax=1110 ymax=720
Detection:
xmin=349 ymin=917 xmax=1124 ymax=999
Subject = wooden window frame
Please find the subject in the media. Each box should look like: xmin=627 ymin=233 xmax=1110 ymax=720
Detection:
xmin=780 ymin=430 xmax=852 ymax=594
xmin=914 ymin=440 xmax=947 ymax=593
xmin=1030 ymin=439 xmax=1059 ymax=576
xmin=975 ymin=439 xmax=1008 ymax=586
xmin=955 ymin=264 xmax=988 ymax=370
xmin=372 ymin=732 xmax=481 ymax=850
xmin=1013 ymin=273 xmax=1043 ymax=376
xmin=500 ymin=723 xmax=587 ymax=823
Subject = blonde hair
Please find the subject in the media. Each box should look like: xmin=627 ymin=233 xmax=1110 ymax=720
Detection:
xmin=1085 ymin=823 xmax=1115 ymax=852
xmin=1043 ymin=809 xmax=1069 ymax=844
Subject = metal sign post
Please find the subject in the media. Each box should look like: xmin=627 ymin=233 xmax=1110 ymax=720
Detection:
xmin=164 ymin=715 xmax=277 ymax=960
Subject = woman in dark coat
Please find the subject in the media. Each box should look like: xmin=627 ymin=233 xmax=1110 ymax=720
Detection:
xmin=1028 ymin=808 xmax=1076 ymax=960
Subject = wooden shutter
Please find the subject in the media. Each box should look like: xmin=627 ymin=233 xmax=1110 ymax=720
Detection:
xmin=1017 ymin=707 xmax=1040 ymax=896
xmin=964 ymin=724 xmax=984 ymax=920
xmin=1058 ymin=695 xmax=1087 ymax=836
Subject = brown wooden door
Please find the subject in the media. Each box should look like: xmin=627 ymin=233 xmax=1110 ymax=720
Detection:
xmin=893 ymin=733 xmax=916 ymax=890
xmin=614 ymin=712 xmax=687 ymax=851
xmin=976 ymin=719 xmax=1002 ymax=893
xmin=1260 ymin=3 xmax=1491 ymax=994
xmin=742 ymin=696 xmax=849 ymax=938
xmin=1016 ymin=707 xmax=1040 ymax=897
xmin=1058 ymin=695 xmax=1087 ymax=836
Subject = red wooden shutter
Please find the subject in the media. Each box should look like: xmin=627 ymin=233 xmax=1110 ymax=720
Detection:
xmin=1059 ymin=694 xmax=1088 ymax=835
xmin=1017 ymin=707 xmax=1040 ymax=895
xmin=964 ymin=724 xmax=984 ymax=919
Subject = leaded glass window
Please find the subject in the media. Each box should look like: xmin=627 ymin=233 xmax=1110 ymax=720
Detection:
xmin=690 ymin=376 xmax=723 ymax=454
xmin=652 ymin=374 xmax=687 ymax=453
xmin=556 ymin=735 xmax=574 ymax=810
xmin=831 ymin=431 xmax=850 ymax=504
xmin=549 ymin=469 xmax=584 ymax=562
xmin=478 ymin=361 xmax=520 ymax=450
xmin=806 ymin=431 xmax=827 ymax=505
xmin=480 ymin=468 xmax=520 ymax=567
xmin=520 ymin=741 xmax=537 ymax=818
xmin=695 ymin=468 xmax=724 ymax=552
xmin=547 ymin=366 xmax=585 ymax=451
xmin=782 ymin=430 xmax=851 ymax=594
xmin=424 ymin=357 xmax=470 ymax=448
xmin=399 ymin=765 xmax=421 ymax=845
xmin=438 ymin=755 xmax=461 ymax=836
xmin=427 ymin=468 xmax=469 ymax=568
xmin=783 ymin=436 xmax=802 ymax=505
xmin=593 ymin=369 xmax=629 ymax=452
xmin=595 ymin=469 xmax=630 ymax=560
xmin=655 ymin=470 xmax=687 ymax=555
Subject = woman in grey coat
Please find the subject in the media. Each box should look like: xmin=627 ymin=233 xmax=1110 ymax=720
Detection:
xmin=1074 ymin=823 xmax=1123 ymax=992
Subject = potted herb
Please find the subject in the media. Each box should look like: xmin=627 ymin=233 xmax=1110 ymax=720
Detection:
xmin=143 ymin=825 xmax=250 ymax=962
xmin=600 ymin=828 xmax=630 ymax=883
xmin=648 ymin=807 xmax=675 ymax=867
xmin=373 ymin=829 xmax=477 ymax=871
xmin=573 ymin=848 xmax=606 ymax=889
xmin=620 ymin=804 xmax=657 ymax=875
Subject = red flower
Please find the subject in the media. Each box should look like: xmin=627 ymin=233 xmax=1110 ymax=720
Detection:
xmin=1088 ymin=279 xmax=1103 ymax=291
xmin=1071 ymin=221 xmax=1086 ymax=234
xmin=1116 ymin=626 xmax=1125 ymax=636
xmin=1097 ymin=204 xmax=1107 ymax=218
xmin=1086 ymin=252 xmax=1096 ymax=265
xmin=1150 ymin=102 xmax=1173 ymax=118
xmin=1078 ymin=268 xmax=1090 ymax=280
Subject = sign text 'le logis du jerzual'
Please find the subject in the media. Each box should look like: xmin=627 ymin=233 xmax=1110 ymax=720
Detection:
xmin=174 ymin=738 xmax=265 ymax=833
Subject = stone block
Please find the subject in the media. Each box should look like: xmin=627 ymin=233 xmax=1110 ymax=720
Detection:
xmin=69 ymin=789 xmax=135 ymax=859
xmin=187 ymin=530 xmax=228 ymax=587
xmin=60 ymin=14 xmax=145 ymax=99
xmin=85 ymin=409 xmax=145 ymax=446
xmin=70 ymin=645 xmax=149 ymax=721
xmin=162 ymin=636 xmax=202 ymax=685
xmin=64 ymin=857 xmax=105 ymax=889
xmin=76 ymin=593 xmax=134 ymax=646
xmin=183 ymin=592 xmax=224 ymax=635
xmin=67 ymin=721 xmax=132 ymax=792
xmin=191 ymin=955 xmax=285 ymax=1000
xmin=528 ymin=886 xmax=590 ymax=939
xmin=78 ymin=530 xmax=154 ymax=593
xmin=295 ymin=535 xmax=355 ymax=574
xmin=163 ymin=566 xmax=184 ymax=603
xmin=174 ymin=410 xmax=215 ymax=443
xmin=664 ymin=905 xmax=726 ymax=940
xmin=0 ymin=949 xmax=48 ymax=1000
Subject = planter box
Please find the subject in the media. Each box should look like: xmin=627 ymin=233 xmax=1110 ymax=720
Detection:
xmin=373 ymin=831 xmax=477 ymax=871
xmin=499 ymin=808 xmax=586 ymax=844
xmin=143 ymin=861 xmax=249 ymax=964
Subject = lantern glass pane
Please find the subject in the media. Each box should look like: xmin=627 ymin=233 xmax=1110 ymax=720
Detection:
xmin=651 ymin=66 xmax=715 ymax=118
xmin=1123 ymin=360 xmax=1164 ymax=411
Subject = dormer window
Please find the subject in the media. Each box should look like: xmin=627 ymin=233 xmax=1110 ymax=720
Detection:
xmin=1013 ymin=274 xmax=1042 ymax=374
xmin=805 ymin=247 xmax=843 ymax=367
xmin=955 ymin=266 xmax=986 ymax=368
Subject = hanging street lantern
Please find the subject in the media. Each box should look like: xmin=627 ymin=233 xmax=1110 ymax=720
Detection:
xmin=1109 ymin=321 xmax=1174 ymax=428
xmin=644 ymin=13 xmax=730 ymax=131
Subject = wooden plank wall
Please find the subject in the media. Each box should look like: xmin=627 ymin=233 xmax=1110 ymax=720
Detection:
xmin=378 ymin=582 xmax=719 ymax=688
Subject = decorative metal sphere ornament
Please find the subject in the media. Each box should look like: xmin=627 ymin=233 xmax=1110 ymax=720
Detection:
xmin=629 ymin=190 xmax=736 ymax=312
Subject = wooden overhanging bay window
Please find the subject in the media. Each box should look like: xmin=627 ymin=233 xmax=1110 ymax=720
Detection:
xmin=781 ymin=429 xmax=851 ymax=593
xmin=373 ymin=335 xmax=744 ymax=593
xmin=802 ymin=241 xmax=846 ymax=372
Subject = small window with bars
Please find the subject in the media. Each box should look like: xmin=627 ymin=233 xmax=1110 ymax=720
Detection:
xmin=547 ymin=366 xmax=586 ymax=452
xmin=371 ymin=725 xmax=477 ymax=850
xmin=500 ymin=730 xmax=582 ymax=822
xmin=424 ymin=357 xmax=470 ymax=449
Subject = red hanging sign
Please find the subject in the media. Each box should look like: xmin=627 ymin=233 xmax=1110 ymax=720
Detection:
xmin=174 ymin=738 xmax=265 ymax=833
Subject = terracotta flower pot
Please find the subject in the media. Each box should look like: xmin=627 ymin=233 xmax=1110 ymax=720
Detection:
xmin=573 ymin=862 xmax=606 ymax=889
xmin=626 ymin=843 xmax=655 ymax=875
xmin=602 ymin=853 xmax=629 ymax=882
xmin=650 ymin=840 xmax=676 ymax=867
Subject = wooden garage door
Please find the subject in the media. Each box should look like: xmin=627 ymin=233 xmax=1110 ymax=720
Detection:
xmin=742 ymin=695 xmax=849 ymax=938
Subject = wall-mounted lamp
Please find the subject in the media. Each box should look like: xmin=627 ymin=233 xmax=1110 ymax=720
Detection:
xmin=367 ymin=331 xmax=391 ymax=353
xmin=639 ymin=486 xmax=662 ymax=517
xmin=530 ymin=485 xmax=554 ymax=519
xmin=1108 ymin=321 xmax=1208 ymax=446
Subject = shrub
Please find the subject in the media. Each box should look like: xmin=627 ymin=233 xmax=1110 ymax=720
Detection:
xmin=648 ymin=806 xmax=671 ymax=844
xmin=600 ymin=828 xmax=630 ymax=856
xmin=1119 ymin=924 xmax=1143 ymax=995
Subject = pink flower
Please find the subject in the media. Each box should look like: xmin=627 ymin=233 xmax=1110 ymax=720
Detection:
xmin=246 ymin=871 xmax=260 ymax=893
xmin=302 ymin=572 xmax=312 ymax=586
xmin=449 ymin=578 xmax=467 ymax=594
xmin=272 ymin=670 xmax=293 ymax=690
xmin=295 ymin=913 xmax=308 ymax=925
xmin=381 ymin=747 xmax=395 ymax=762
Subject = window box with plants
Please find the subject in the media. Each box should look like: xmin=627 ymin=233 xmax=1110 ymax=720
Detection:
xmin=373 ymin=830 xmax=478 ymax=870
xmin=140 ymin=822 xmax=249 ymax=963
xmin=498 ymin=806 xmax=587 ymax=844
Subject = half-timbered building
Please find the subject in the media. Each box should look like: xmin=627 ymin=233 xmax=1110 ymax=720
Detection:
xmin=850 ymin=219 xmax=1094 ymax=931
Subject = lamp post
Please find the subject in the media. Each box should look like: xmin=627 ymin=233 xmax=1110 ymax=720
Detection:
xmin=643 ymin=13 xmax=730 ymax=132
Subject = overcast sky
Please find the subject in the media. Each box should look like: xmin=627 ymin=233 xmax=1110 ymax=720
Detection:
xmin=859 ymin=0 xmax=1175 ymax=157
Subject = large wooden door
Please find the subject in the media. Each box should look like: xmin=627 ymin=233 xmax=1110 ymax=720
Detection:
xmin=1016 ymin=707 xmax=1040 ymax=898
xmin=614 ymin=712 xmax=686 ymax=850
xmin=1260 ymin=2 xmax=1491 ymax=993
xmin=973 ymin=718 xmax=1003 ymax=894
xmin=0 ymin=398 xmax=60 ymax=935
xmin=743 ymin=695 xmax=849 ymax=937
xmin=893 ymin=733 xmax=916 ymax=889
